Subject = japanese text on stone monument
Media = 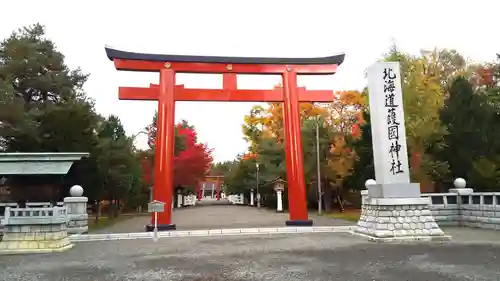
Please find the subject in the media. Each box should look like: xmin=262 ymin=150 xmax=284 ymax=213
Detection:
xmin=383 ymin=67 xmax=404 ymax=176
xmin=367 ymin=62 xmax=410 ymax=184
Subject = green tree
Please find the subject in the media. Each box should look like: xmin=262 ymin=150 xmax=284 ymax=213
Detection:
xmin=224 ymin=154 xmax=259 ymax=195
xmin=146 ymin=111 xmax=186 ymax=154
xmin=440 ymin=77 xmax=492 ymax=180
xmin=0 ymin=24 xmax=147 ymax=217
xmin=0 ymin=23 xmax=105 ymax=205
xmin=455 ymin=56 xmax=500 ymax=191
xmin=95 ymin=115 xmax=141 ymax=217
xmin=242 ymin=105 xmax=267 ymax=153
xmin=420 ymin=48 xmax=471 ymax=89
xmin=0 ymin=23 xmax=94 ymax=153
xmin=211 ymin=161 xmax=237 ymax=176
xmin=344 ymin=111 xmax=374 ymax=191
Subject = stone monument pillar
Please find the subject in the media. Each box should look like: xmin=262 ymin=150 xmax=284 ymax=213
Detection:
xmin=276 ymin=191 xmax=283 ymax=212
xmin=64 ymin=185 xmax=89 ymax=235
xmin=274 ymin=179 xmax=285 ymax=213
xmin=355 ymin=62 xmax=448 ymax=242
xmin=176 ymin=190 xmax=182 ymax=208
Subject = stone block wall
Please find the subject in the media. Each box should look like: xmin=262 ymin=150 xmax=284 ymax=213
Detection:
xmin=0 ymin=223 xmax=71 ymax=253
xmin=0 ymin=206 xmax=73 ymax=254
xmin=421 ymin=192 xmax=500 ymax=230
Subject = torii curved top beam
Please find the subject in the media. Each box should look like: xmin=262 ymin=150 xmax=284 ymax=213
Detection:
xmin=105 ymin=46 xmax=345 ymax=66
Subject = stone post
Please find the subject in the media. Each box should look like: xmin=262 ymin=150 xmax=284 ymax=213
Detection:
xmin=362 ymin=179 xmax=375 ymax=201
xmin=63 ymin=185 xmax=88 ymax=235
xmin=250 ymin=189 xmax=255 ymax=206
xmin=449 ymin=178 xmax=473 ymax=195
xmin=176 ymin=190 xmax=182 ymax=208
xmin=276 ymin=190 xmax=284 ymax=212
xmin=358 ymin=179 xmax=374 ymax=231
xmin=360 ymin=190 xmax=369 ymax=205
xmin=273 ymin=180 xmax=285 ymax=212
xmin=449 ymin=178 xmax=473 ymax=227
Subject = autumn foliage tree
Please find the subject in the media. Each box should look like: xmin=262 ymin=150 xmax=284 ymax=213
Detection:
xmin=224 ymin=89 xmax=365 ymax=211
xmin=221 ymin=46 xmax=500 ymax=213
xmin=173 ymin=124 xmax=213 ymax=190
xmin=326 ymin=91 xmax=366 ymax=185
xmin=143 ymin=112 xmax=213 ymax=193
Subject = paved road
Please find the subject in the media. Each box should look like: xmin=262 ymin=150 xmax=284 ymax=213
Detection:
xmin=95 ymin=201 xmax=352 ymax=233
xmin=1 ymin=228 xmax=499 ymax=280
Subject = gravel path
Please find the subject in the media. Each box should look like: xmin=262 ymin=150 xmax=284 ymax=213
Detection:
xmin=94 ymin=201 xmax=352 ymax=234
xmin=1 ymin=228 xmax=499 ymax=281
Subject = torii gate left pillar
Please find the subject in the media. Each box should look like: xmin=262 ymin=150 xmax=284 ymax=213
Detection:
xmin=105 ymin=46 xmax=345 ymax=231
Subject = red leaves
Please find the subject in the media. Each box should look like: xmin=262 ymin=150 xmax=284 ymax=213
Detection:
xmin=242 ymin=153 xmax=258 ymax=161
xmin=140 ymin=156 xmax=154 ymax=186
xmin=475 ymin=67 xmax=494 ymax=86
xmin=141 ymin=122 xmax=213 ymax=189
xmin=173 ymin=124 xmax=213 ymax=188
xmin=351 ymin=124 xmax=359 ymax=137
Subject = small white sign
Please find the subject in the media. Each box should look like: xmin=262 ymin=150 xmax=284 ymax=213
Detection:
xmin=148 ymin=200 xmax=165 ymax=213
xmin=367 ymin=62 xmax=410 ymax=185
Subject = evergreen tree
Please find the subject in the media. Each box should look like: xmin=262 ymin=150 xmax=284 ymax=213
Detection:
xmin=344 ymin=111 xmax=374 ymax=190
xmin=440 ymin=76 xmax=491 ymax=179
xmin=0 ymin=23 xmax=96 ymax=152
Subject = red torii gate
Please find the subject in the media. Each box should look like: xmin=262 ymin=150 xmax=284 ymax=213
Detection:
xmin=105 ymin=46 xmax=345 ymax=231
xmin=197 ymin=175 xmax=224 ymax=200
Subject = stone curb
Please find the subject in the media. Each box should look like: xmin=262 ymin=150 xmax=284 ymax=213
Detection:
xmin=0 ymin=243 xmax=74 ymax=255
xmin=348 ymin=230 xmax=452 ymax=242
xmin=69 ymin=226 xmax=355 ymax=242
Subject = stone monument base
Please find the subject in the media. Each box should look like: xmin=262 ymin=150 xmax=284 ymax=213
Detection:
xmin=0 ymin=223 xmax=73 ymax=254
xmin=355 ymin=197 xmax=451 ymax=242
xmin=368 ymin=183 xmax=421 ymax=198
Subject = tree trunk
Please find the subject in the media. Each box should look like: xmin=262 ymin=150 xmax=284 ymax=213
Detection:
xmin=114 ymin=199 xmax=120 ymax=218
xmin=323 ymin=180 xmax=332 ymax=213
xmin=95 ymin=200 xmax=102 ymax=223
xmin=107 ymin=199 xmax=113 ymax=218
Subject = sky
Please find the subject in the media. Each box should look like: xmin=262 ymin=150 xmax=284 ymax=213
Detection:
xmin=1 ymin=0 xmax=498 ymax=163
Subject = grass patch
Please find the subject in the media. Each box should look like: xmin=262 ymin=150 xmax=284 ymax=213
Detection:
xmin=322 ymin=209 xmax=361 ymax=222
xmin=88 ymin=216 xmax=128 ymax=230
